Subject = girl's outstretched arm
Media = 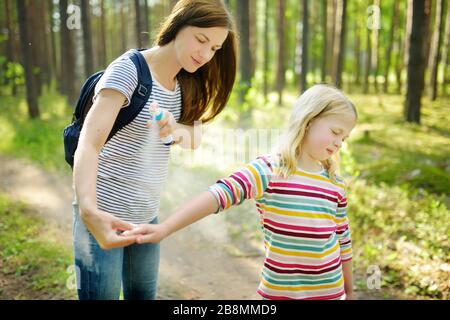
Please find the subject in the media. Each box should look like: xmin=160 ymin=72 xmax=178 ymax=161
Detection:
xmin=124 ymin=155 xmax=274 ymax=244
xmin=122 ymin=191 xmax=219 ymax=244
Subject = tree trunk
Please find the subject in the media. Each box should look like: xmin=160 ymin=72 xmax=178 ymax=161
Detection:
xmin=16 ymin=0 xmax=40 ymax=118
xmin=81 ymin=0 xmax=94 ymax=77
xmin=142 ymin=0 xmax=150 ymax=48
xmin=135 ymin=0 xmax=143 ymax=48
xmin=236 ymin=0 xmax=252 ymax=103
xmin=384 ymin=0 xmax=400 ymax=93
xmin=276 ymin=0 xmax=286 ymax=105
xmin=27 ymin=0 xmax=44 ymax=96
xmin=428 ymin=0 xmax=445 ymax=100
xmin=300 ymin=0 xmax=308 ymax=93
xmin=441 ymin=0 xmax=450 ymax=96
xmin=263 ymin=0 xmax=270 ymax=102
xmin=321 ymin=0 xmax=327 ymax=83
xmin=99 ymin=0 xmax=107 ymax=69
xmin=394 ymin=21 xmax=405 ymax=94
xmin=249 ymin=0 xmax=257 ymax=77
xmin=120 ymin=0 xmax=127 ymax=54
xmin=405 ymin=0 xmax=431 ymax=124
xmin=327 ymin=0 xmax=337 ymax=80
xmin=363 ymin=0 xmax=372 ymax=94
xmin=4 ymin=0 xmax=15 ymax=90
xmin=354 ymin=1 xmax=361 ymax=86
xmin=59 ymin=0 xmax=77 ymax=104
xmin=332 ymin=0 xmax=347 ymax=88
xmin=48 ymin=0 xmax=58 ymax=83
xmin=372 ymin=0 xmax=380 ymax=93
xmin=404 ymin=0 xmax=413 ymax=71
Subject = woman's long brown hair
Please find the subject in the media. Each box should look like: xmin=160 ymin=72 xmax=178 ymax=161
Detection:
xmin=155 ymin=0 xmax=238 ymax=125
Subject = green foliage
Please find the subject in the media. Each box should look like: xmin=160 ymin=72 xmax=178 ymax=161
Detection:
xmin=0 ymin=90 xmax=72 ymax=172
xmin=0 ymin=193 xmax=75 ymax=299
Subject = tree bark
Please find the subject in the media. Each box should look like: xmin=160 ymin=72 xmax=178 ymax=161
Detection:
xmin=236 ymin=0 xmax=252 ymax=103
xmin=300 ymin=0 xmax=308 ymax=92
xmin=384 ymin=0 xmax=400 ymax=93
xmin=263 ymin=0 xmax=270 ymax=101
xmin=441 ymin=0 xmax=450 ymax=95
xmin=405 ymin=0 xmax=431 ymax=124
xmin=363 ymin=0 xmax=372 ymax=94
xmin=81 ymin=0 xmax=94 ymax=77
xmin=428 ymin=0 xmax=445 ymax=100
xmin=276 ymin=0 xmax=286 ymax=105
xmin=321 ymin=0 xmax=327 ymax=83
xmin=59 ymin=0 xmax=77 ymax=104
xmin=16 ymin=0 xmax=40 ymax=118
xmin=332 ymin=0 xmax=347 ymax=88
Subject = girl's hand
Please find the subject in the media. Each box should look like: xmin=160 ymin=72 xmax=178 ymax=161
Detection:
xmin=120 ymin=223 xmax=170 ymax=244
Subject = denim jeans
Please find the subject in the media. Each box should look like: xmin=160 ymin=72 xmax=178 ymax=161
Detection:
xmin=72 ymin=203 xmax=160 ymax=300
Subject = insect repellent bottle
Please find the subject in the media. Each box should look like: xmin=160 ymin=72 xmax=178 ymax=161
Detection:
xmin=149 ymin=102 xmax=174 ymax=146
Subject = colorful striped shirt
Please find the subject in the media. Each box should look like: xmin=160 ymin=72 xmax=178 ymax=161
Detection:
xmin=208 ymin=155 xmax=352 ymax=300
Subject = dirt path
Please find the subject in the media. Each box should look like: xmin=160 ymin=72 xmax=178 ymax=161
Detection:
xmin=0 ymin=155 xmax=391 ymax=300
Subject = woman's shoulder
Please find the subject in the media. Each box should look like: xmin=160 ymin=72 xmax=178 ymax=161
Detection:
xmin=107 ymin=50 xmax=138 ymax=70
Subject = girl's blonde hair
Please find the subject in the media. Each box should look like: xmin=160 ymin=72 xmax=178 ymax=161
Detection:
xmin=277 ymin=84 xmax=357 ymax=181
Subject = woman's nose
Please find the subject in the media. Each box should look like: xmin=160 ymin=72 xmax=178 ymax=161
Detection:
xmin=199 ymin=47 xmax=213 ymax=62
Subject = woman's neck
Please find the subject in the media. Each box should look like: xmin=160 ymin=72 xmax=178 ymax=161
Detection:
xmin=145 ymin=44 xmax=182 ymax=89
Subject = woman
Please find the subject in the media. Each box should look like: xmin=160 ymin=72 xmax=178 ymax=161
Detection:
xmin=72 ymin=0 xmax=237 ymax=300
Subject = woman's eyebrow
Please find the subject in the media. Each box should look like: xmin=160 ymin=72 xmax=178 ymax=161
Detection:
xmin=198 ymin=33 xmax=210 ymax=42
xmin=198 ymin=33 xmax=222 ymax=49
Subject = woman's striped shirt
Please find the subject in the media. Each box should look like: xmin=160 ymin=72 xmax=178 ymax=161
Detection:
xmin=91 ymin=50 xmax=182 ymax=224
xmin=208 ymin=155 xmax=353 ymax=300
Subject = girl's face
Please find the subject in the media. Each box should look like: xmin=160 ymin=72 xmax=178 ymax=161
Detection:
xmin=302 ymin=114 xmax=356 ymax=162
xmin=174 ymin=26 xmax=229 ymax=73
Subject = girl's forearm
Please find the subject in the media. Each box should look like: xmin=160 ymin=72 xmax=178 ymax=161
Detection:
xmin=162 ymin=191 xmax=219 ymax=237
xmin=342 ymin=260 xmax=353 ymax=297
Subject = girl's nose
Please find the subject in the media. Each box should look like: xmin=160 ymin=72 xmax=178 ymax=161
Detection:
xmin=334 ymin=139 xmax=342 ymax=148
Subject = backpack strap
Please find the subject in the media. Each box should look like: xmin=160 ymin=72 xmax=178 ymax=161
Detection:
xmin=106 ymin=49 xmax=153 ymax=142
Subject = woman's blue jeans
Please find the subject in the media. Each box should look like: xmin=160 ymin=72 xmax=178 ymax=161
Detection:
xmin=72 ymin=203 xmax=160 ymax=300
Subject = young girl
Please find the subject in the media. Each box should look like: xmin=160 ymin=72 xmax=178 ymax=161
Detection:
xmin=122 ymin=84 xmax=358 ymax=300
xmin=72 ymin=0 xmax=237 ymax=300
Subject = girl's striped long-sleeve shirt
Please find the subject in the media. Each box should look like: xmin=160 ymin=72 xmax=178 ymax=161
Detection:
xmin=208 ymin=155 xmax=352 ymax=300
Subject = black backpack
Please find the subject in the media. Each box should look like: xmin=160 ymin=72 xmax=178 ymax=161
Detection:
xmin=63 ymin=49 xmax=152 ymax=168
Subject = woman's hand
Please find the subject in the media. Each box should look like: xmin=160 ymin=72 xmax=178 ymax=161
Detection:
xmin=121 ymin=222 xmax=171 ymax=244
xmin=80 ymin=208 xmax=140 ymax=250
xmin=147 ymin=102 xmax=176 ymax=142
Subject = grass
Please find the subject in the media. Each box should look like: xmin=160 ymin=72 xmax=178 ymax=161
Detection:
xmin=0 ymin=193 xmax=76 ymax=299
xmin=0 ymin=88 xmax=73 ymax=173
xmin=0 ymin=87 xmax=448 ymax=299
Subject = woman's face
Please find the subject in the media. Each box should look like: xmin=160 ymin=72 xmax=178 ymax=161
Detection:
xmin=302 ymin=113 xmax=356 ymax=162
xmin=174 ymin=26 xmax=229 ymax=73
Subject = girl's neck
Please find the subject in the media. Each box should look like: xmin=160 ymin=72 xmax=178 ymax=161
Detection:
xmin=297 ymin=153 xmax=323 ymax=173
xmin=145 ymin=44 xmax=182 ymax=88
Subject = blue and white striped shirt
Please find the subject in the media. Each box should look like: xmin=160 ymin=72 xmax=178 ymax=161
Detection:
xmin=92 ymin=49 xmax=182 ymax=223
